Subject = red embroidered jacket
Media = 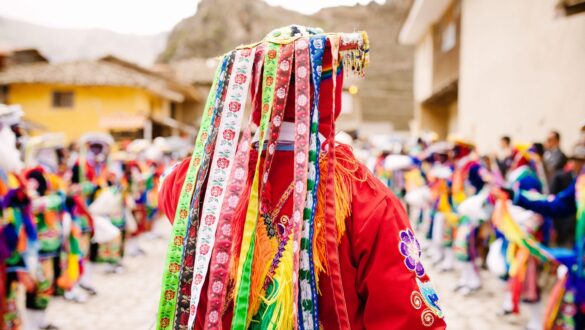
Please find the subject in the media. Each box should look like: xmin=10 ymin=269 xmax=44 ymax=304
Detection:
xmin=159 ymin=149 xmax=447 ymax=330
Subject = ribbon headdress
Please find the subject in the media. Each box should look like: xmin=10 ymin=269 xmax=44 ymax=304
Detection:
xmin=157 ymin=25 xmax=369 ymax=330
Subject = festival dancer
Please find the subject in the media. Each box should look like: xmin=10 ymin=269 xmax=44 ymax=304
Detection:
xmin=0 ymin=105 xmax=30 ymax=330
xmin=497 ymin=143 xmax=584 ymax=330
xmin=156 ymin=25 xmax=446 ymax=330
xmin=490 ymin=145 xmax=549 ymax=330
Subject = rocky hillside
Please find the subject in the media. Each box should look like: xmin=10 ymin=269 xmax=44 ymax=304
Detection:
xmin=159 ymin=0 xmax=414 ymax=130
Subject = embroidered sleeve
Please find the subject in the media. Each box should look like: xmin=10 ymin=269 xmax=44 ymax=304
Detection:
xmin=352 ymin=186 xmax=446 ymax=330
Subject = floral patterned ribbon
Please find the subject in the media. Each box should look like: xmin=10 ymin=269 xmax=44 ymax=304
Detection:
xmin=290 ymin=36 xmax=311 ymax=330
xmin=174 ymin=53 xmax=236 ymax=330
xmin=157 ymin=54 xmax=228 ymax=330
xmin=202 ymin=45 xmax=267 ymax=330
xmin=298 ymin=35 xmax=326 ymax=330
xmin=231 ymin=42 xmax=280 ymax=330
xmin=187 ymin=48 xmax=255 ymax=329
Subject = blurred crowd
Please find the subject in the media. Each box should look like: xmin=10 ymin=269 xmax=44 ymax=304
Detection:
xmin=356 ymin=123 xmax=585 ymax=330
xmin=0 ymin=105 xmax=189 ymax=330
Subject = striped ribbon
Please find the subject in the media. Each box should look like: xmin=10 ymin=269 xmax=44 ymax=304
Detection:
xmin=173 ymin=53 xmax=236 ymax=330
xmin=258 ymin=42 xmax=296 ymax=287
xmin=157 ymin=54 xmax=227 ymax=330
xmin=187 ymin=48 xmax=255 ymax=329
xmin=290 ymin=36 xmax=311 ymax=330
xmin=231 ymin=42 xmax=280 ymax=330
xmin=298 ymin=35 xmax=326 ymax=330
xmin=203 ymin=45 xmax=267 ymax=329
xmin=324 ymin=36 xmax=351 ymax=328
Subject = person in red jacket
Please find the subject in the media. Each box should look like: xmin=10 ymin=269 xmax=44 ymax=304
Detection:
xmin=156 ymin=25 xmax=446 ymax=330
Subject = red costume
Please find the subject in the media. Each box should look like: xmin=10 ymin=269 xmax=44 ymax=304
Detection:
xmin=156 ymin=25 xmax=446 ymax=330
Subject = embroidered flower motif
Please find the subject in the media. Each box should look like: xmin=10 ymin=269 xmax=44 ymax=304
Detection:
xmin=211 ymin=186 xmax=223 ymax=197
xmin=185 ymin=183 xmax=193 ymax=192
xmin=234 ymin=168 xmax=245 ymax=180
xmin=204 ymin=215 xmax=216 ymax=226
xmin=209 ymin=311 xmax=219 ymax=323
xmin=268 ymin=144 xmax=275 ymax=155
xmin=296 ymin=151 xmax=306 ymax=164
xmin=280 ymin=60 xmax=290 ymax=72
xmin=160 ymin=317 xmax=170 ymax=328
xmin=276 ymin=87 xmax=286 ymax=99
xmin=228 ymin=101 xmax=241 ymax=112
xmin=293 ymin=210 xmax=301 ymax=222
xmin=297 ymin=94 xmax=308 ymax=107
xmin=194 ymin=273 xmax=204 ymax=285
xmin=169 ymin=262 xmax=180 ymax=273
xmin=199 ymin=244 xmax=210 ymax=255
xmin=180 ymin=209 xmax=188 ymax=219
xmin=295 ymin=180 xmax=304 ymax=193
xmin=267 ymin=49 xmax=277 ymax=59
xmin=174 ymin=236 xmax=184 ymax=246
xmin=398 ymin=229 xmax=425 ymax=277
xmin=316 ymin=65 xmax=322 ymax=75
xmin=313 ymin=38 xmax=324 ymax=49
xmin=266 ymin=76 xmax=274 ymax=86
xmin=297 ymin=122 xmax=307 ymax=134
xmin=235 ymin=73 xmax=247 ymax=84
xmin=193 ymin=157 xmax=201 ymax=167
xmin=241 ymin=48 xmax=252 ymax=57
xmin=216 ymin=252 xmax=228 ymax=264
xmin=212 ymin=281 xmax=223 ymax=294
xmin=217 ymin=157 xmax=229 ymax=169
xmin=262 ymin=103 xmax=270 ymax=113
xmin=228 ymin=195 xmax=239 ymax=208
xmin=297 ymin=66 xmax=308 ymax=78
xmin=273 ymin=115 xmax=282 ymax=127
xmin=221 ymin=224 xmax=231 ymax=236
xmin=164 ymin=290 xmax=175 ymax=300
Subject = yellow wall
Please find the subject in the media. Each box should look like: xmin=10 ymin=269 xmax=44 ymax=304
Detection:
xmin=7 ymin=84 xmax=170 ymax=141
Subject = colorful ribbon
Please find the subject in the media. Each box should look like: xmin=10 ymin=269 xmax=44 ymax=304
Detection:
xmin=187 ymin=48 xmax=255 ymax=329
xmin=157 ymin=55 xmax=226 ymax=330
xmin=203 ymin=45 xmax=267 ymax=329
xmin=231 ymin=42 xmax=280 ymax=330
xmin=173 ymin=53 xmax=236 ymax=329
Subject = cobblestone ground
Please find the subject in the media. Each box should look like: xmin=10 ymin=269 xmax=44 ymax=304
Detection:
xmin=45 ymin=220 xmax=533 ymax=330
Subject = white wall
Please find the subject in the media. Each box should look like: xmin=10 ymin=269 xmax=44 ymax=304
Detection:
xmin=459 ymin=0 xmax=585 ymax=154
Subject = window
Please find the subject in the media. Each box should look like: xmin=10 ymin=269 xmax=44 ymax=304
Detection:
xmin=52 ymin=91 xmax=74 ymax=108
xmin=170 ymin=102 xmax=178 ymax=119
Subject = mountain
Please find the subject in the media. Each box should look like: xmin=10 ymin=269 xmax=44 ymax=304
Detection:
xmin=0 ymin=17 xmax=167 ymax=66
xmin=158 ymin=0 xmax=415 ymax=129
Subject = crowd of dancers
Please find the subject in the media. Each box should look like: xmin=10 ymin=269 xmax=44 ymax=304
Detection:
xmin=0 ymin=105 xmax=182 ymax=330
xmin=366 ymin=126 xmax=585 ymax=330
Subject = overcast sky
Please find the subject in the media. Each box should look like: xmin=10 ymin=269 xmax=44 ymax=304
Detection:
xmin=0 ymin=0 xmax=385 ymax=35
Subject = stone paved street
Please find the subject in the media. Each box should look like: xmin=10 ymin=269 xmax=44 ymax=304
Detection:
xmin=46 ymin=221 xmax=532 ymax=330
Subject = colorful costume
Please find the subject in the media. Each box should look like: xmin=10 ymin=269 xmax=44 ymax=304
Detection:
xmin=156 ymin=25 xmax=445 ymax=330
